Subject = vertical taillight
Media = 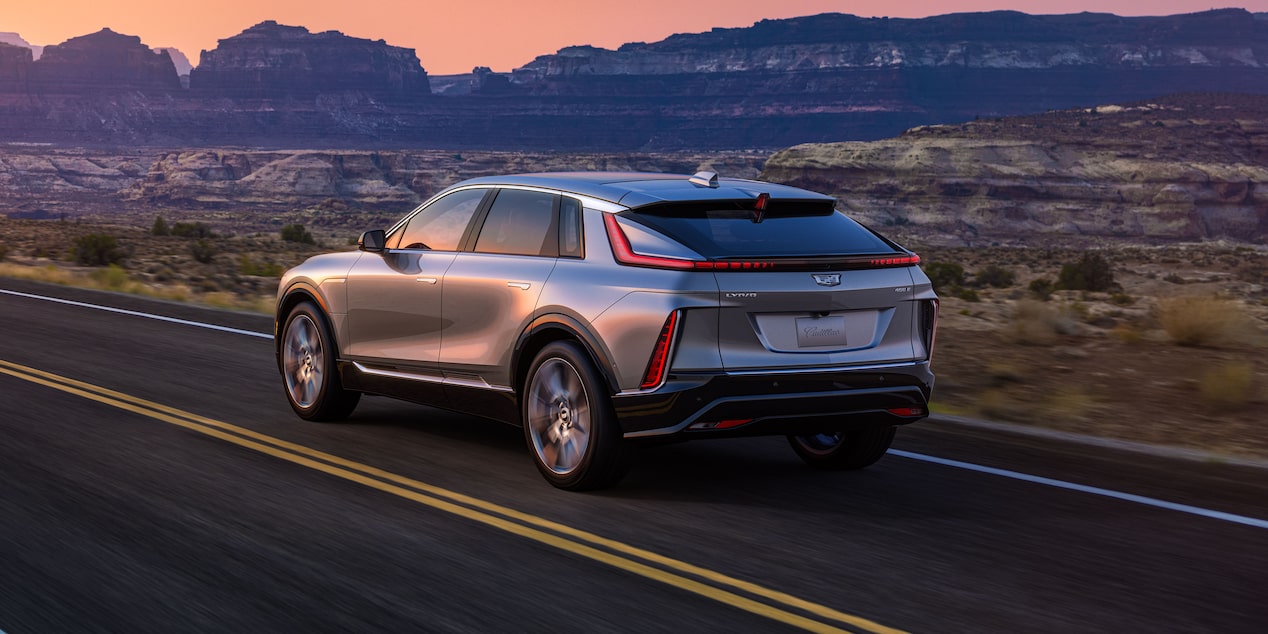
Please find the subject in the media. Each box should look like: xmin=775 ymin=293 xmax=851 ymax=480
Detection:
xmin=923 ymin=299 xmax=940 ymax=364
xmin=639 ymin=311 xmax=680 ymax=389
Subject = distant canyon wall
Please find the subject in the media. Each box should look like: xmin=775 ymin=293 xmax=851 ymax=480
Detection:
xmin=1 ymin=11 xmax=1268 ymax=149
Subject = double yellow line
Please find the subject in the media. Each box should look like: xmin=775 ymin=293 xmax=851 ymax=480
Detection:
xmin=0 ymin=358 xmax=904 ymax=634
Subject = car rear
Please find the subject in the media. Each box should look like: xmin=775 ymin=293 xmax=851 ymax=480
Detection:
xmin=599 ymin=178 xmax=937 ymax=438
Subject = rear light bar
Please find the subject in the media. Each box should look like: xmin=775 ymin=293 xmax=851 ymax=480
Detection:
xmin=924 ymin=298 xmax=940 ymax=364
xmin=639 ymin=310 xmax=679 ymax=390
xmin=604 ymin=214 xmax=920 ymax=271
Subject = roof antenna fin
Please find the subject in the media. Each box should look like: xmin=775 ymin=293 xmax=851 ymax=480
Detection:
xmin=689 ymin=171 xmax=719 ymax=188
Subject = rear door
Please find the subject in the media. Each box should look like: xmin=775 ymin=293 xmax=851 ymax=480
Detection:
xmin=439 ymin=188 xmax=560 ymax=388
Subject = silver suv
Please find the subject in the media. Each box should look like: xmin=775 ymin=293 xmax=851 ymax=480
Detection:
xmin=276 ymin=172 xmax=938 ymax=489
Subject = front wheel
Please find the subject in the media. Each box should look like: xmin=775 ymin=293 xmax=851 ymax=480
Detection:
xmin=280 ymin=301 xmax=360 ymax=421
xmin=522 ymin=341 xmax=627 ymax=490
xmin=788 ymin=427 xmax=895 ymax=470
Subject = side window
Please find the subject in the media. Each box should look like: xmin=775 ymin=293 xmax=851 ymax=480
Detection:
xmin=473 ymin=189 xmax=558 ymax=257
xmin=559 ymin=197 xmax=583 ymax=258
xmin=390 ymin=188 xmax=486 ymax=251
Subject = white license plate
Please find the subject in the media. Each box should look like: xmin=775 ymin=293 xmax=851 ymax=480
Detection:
xmin=795 ymin=316 xmax=848 ymax=348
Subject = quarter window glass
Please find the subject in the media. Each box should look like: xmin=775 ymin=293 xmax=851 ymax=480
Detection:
xmin=474 ymin=189 xmax=558 ymax=257
xmin=394 ymin=188 xmax=486 ymax=251
xmin=559 ymin=197 xmax=583 ymax=258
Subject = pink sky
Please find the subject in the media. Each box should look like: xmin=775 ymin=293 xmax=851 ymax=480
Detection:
xmin=4 ymin=1 xmax=1267 ymax=74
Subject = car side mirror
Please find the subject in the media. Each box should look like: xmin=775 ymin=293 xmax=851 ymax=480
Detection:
xmin=358 ymin=229 xmax=386 ymax=253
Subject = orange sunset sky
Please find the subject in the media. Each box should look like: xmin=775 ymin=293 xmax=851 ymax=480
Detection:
xmin=5 ymin=1 xmax=1267 ymax=74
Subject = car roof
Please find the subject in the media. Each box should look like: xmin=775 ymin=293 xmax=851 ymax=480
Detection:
xmin=451 ymin=172 xmax=835 ymax=208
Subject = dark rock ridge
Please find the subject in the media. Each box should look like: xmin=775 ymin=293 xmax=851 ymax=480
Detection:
xmin=189 ymin=21 xmax=430 ymax=101
xmin=760 ymin=93 xmax=1268 ymax=244
xmin=29 ymin=29 xmax=180 ymax=94
xmin=1 ymin=11 xmax=1268 ymax=149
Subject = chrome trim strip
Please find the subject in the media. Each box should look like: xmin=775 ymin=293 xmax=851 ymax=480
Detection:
xmin=352 ymin=362 xmax=514 ymax=393
xmin=354 ymin=362 xmax=444 ymax=384
xmin=387 ymin=184 xmax=626 ymax=236
xmin=445 ymin=376 xmax=515 ymax=393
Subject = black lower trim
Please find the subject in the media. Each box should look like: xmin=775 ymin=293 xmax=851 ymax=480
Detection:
xmin=614 ymin=363 xmax=934 ymax=438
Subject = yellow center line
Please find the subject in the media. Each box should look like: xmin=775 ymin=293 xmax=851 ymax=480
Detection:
xmin=0 ymin=358 xmax=907 ymax=634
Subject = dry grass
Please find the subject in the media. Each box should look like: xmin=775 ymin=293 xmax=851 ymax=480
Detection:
xmin=1157 ymin=296 xmax=1258 ymax=348
xmin=0 ymin=262 xmax=271 ymax=314
xmin=1199 ymin=362 xmax=1256 ymax=411
xmin=1007 ymin=299 xmax=1079 ymax=345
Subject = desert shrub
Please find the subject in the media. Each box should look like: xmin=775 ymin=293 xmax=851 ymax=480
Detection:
xmin=1109 ymin=292 xmax=1135 ymax=306
xmin=1029 ymin=278 xmax=1055 ymax=300
xmin=1157 ymin=296 xmax=1252 ymax=348
xmin=1163 ymin=273 xmax=1186 ymax=284
xmin=73 ymin=233 xmax=126 ymax=266
xmin=1110 ymin=323 xmax=1144 ymax=344
xmin=151 ymin=215 xmax=170 ymax=236
xmin=89 ymin=264 xmax=129 ymax=290
xmin=190 ymin=239 xmax=217 ymax=264
xmin=281 ymin=223 xmax=315 ymax=244
xmin=1008 ymin=299 xmax=1079 ymax=345
xmin=953 ymin=287 xmax=981 ymax=302
xmin=239 ymin=255 xmax=285 ymax=277
xmin=922 ymin=261 xmax=964 ymax=293
xmin=1056 ymin=253 xmax=1116 ymax=292
xmin=0 ymin=242 xmax=8 ymax=261
xmin=974 ymin=264 xmax=1015 ymax=288
xmin=1199 ymin=362 xmax=1254 ymax=411
xmin=171 ymin=222 xmax=215 ymax=239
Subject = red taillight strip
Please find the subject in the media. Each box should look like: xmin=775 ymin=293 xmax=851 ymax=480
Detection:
xmin=605 ymin=213 xmax=920 ymax=271
xmin=604 ymin=214 xmax=697 ymax=270
xmin=639 ymin=310 xmax=679 ymax=390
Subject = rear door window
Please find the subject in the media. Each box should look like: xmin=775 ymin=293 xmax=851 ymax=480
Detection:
xmin=623 ymin=201 xmax=897 ymax=258
xmin=473 ymin=189 xmax=559 ymax=257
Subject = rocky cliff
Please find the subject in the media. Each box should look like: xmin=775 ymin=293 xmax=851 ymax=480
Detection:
xmin=189 ymin=21 xmax=430 ymax=101
xmin=2 ymin=11 xmax=1268 ymax=149
xmin=29 ymin=29 xmax=180 ymax=94
xmin=760 ymin=93 xmax=1268 ymax=244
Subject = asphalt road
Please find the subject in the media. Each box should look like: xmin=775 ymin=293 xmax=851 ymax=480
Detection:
xmin=1 ymin=278 xmax=1265 ymax=633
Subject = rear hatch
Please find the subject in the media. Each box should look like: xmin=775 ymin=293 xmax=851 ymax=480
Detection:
xmin=620 ymin=198 xmax=921 ymax=371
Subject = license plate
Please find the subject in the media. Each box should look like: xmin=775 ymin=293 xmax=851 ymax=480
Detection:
xmin=795 ymin=315 xmax=848 ymax=348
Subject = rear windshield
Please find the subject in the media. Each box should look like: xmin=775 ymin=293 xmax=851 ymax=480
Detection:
xmin=622 ymin=201 xmax=898 ymax=258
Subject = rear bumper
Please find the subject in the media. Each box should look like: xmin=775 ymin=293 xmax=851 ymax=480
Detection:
xmin=614 ymin=362 xmax=934 ymax=439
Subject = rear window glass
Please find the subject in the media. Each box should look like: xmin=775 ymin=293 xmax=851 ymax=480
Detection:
xmin=623 ymin=202 xmax=897 ymax=258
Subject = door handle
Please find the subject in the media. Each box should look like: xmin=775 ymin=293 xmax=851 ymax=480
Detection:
xmin=416 ymin=277 xmax=438 ymax=284
xmin=507 ymin=282 xmax=531 ymax=290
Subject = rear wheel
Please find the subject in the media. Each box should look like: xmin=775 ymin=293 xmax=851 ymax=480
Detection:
xmin=523 ymin=341 xmax=627 ymax=490
xmin=281 ymin=301 xmax=360 ymax=421
xmin=788 ymin=427 xmax=895 ymax=470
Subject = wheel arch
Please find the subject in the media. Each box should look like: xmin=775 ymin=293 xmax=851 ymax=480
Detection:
xmin=275 ymin=282 xmax=331 ymax=369
xmin=513 ymin=314 xmax=620 ymax=398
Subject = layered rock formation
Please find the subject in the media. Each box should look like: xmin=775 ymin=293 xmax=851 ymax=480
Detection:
xmin=189 ymin=21 xmax=430 ymax=101
xmin=124 ymin=150 xmax=764 ymax=208
xmin=0 ymin=33 xmax=42 ymax=59
xmin=761 ymin=93 xmax=1268 ymax=244
xmin=29 ymin=29 xmax=179 ymax=94
xmin=2 ymin=11 xmax=1268 ymax=149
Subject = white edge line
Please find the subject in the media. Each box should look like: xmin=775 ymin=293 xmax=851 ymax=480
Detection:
xmin=0 ymin=288 xmax=273 ymax=339
xmin=6 ymin=286 xmax=1266 ymax=531
xmin=890 ymin=449 xmax=1268 ymax=530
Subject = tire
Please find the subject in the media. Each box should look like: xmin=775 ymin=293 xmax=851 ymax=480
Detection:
xmin=787 ymin=426 xmax=896 ymax=470
xmin=280 ymin=301 xmax=360 ymax=421
xmin=522 ymin=341 xmax=628 ymax=491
